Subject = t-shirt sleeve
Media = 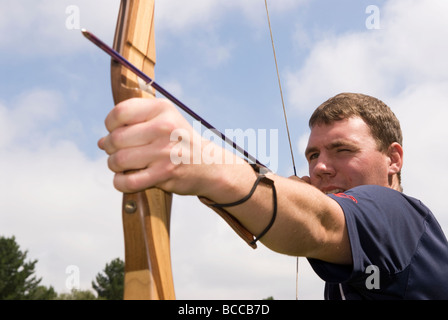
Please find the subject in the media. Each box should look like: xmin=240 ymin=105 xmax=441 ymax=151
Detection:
xmin=308 ymin=185 xmax=425 ymax=287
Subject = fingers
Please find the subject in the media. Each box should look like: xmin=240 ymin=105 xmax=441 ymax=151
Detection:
xmin=106 ymin=141 xmax=170 ymax=173
xmin=113 ymin=171 xmax=148 ymax=194
xmin=100 ymin=98 xmax=176 ymax=155
xmin=97 ymin=97 xmax=189 ymax=193
xmin=97 ymin=136 xmax=106 ymax=150
xmin=112 ymin=157 xmax=177 ymax=193
xmin=105 ymin=97 xmax=175 ymax=131
xmin=300 ymin=176 xmax=312 ymax=184
xmin=101 ymin=121 xmax=159 ymax=155
xmin=113 ymin=168 xmax=160 ymax=194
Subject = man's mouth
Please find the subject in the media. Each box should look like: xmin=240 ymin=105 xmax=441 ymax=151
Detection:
xmin=323 ymin=189 xmax=345 ymax=194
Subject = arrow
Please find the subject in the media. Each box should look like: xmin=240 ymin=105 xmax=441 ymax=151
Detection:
xmin=82 ymin=29 xmax=266 ymax=169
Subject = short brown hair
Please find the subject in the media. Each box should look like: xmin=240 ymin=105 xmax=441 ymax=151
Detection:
xmin=309 ymin=93 xmax=403 ymax=153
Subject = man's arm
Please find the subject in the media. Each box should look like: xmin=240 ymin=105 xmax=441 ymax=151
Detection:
xmin=98 ymin=98 xmax=352 ymax=265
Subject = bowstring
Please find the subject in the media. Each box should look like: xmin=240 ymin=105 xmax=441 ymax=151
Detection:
xmin=263 ymin=0 xmax=300 ymax=300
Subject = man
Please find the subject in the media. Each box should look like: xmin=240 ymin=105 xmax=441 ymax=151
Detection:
xmin=98 ymin=92 xmax=448 ymax=299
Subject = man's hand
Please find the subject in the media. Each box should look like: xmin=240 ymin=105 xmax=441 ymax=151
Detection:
xmin=98 ymin=98 xmax=209 ymax=195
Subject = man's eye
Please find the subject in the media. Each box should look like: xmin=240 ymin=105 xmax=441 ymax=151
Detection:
xmin=309 ymin=153 xmax=319 ymax=161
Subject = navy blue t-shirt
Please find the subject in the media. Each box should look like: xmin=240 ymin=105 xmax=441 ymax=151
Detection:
xmin=308 ymin=185 xmax=448 ymax=299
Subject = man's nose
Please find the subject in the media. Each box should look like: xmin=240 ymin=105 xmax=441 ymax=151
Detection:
xmin=312 ymin=156 xmax=336 ymax=178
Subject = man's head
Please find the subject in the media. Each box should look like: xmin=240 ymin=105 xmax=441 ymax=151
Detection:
xmin=305 ymin=93 xmax=404 ymax=193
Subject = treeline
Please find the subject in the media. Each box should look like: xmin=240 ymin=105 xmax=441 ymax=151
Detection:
xmin=0 ymin=235 xmax=124 ymax=300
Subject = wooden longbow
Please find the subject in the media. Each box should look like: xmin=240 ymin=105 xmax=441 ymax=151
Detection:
xmin=110 ymin=0 xmax=175 ymax=300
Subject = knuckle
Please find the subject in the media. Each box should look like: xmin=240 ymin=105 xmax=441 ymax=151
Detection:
xmin=156 ymin=118 xmax=177 ymax=136
xmin=114 ymin=172 xmax=141 ymax=193
xmin=113 ymin=103 xmax=130 ymax=122
xmin=112 ymin=98 xmax=139 ymax=123
xmin=109 ymin=128 xmax=125 ymax=149
xmin=109 ymin=150 xmax=127 ymax=171
xmin=107 ymin=155 xmax=116 ymax=172
xmin=126 ymin=172 xmax=147 ymax=193
xmin=160 ymin=98 xmax=175 ymax=110
xmin=157 ymin=161 xmax=180 ymax=190
xmin=154 ymin=98 xmax=171 ymax=110
xmin=159 ymin=163 xmax=174 ymax=182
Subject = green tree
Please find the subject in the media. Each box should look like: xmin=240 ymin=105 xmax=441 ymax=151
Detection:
xmin=56 ymin=289 xmax=98 ymax=300
xmin=92 ymin=257 xmax=124 ymax=300
xmin=31 ymin=285 xmax=57 ymax=300
xmin=0 ymin=235 xmax=55 ymax=300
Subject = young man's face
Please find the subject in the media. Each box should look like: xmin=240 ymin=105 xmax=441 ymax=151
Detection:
xmin=305 ymin=116 xmax=391 ymax=194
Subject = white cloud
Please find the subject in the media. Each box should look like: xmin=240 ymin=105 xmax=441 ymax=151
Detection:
xmin=391 ymin=82 xmax=448 ymax=222
xmin=0 ymin=88 xmax=123 ymax=292
xmin=0 ymin=89 xmax=63 ymax=147
xmin=0 ymin=141 xmax=123 ymax=292
xmin=0 ymin=0 xmax=120 ymax=56
xmin=154 ymin=0 xmax=309 ymax=69
xmin=0 ymin=0 xmax=308 ymax=58
xmin=285 ymin=32 xmax=393 ymax=113
xmin=170 ymin=195 xmax=300 ymax=299
xmin=381 ymin=0 xmax=448 ymax=83
xmin=286 ymin=0 xmax=448 ymax=113
xmin=155 ymin=0 xmax=307 ymax=34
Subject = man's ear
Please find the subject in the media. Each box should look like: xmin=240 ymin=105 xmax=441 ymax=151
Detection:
xmin=388 ymin=142 xmax=404 ymax=176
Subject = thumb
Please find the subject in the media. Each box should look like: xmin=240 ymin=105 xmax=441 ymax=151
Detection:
xmin=300 ymin=176 xmax=311 ymax=184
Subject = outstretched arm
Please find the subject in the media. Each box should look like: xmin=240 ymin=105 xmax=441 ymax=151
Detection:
xmin=98 ymin=98 xmax=352 ymax=265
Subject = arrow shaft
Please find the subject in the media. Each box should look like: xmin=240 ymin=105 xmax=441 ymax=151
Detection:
xmin=82 ymin=29 xmax=266 ymax=168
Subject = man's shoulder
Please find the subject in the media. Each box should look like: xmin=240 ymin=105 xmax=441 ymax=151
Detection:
xmin=344 ymin=185 xmax=429 ymax=212
xmin=330 ymin=185 xmax=402 ymax=204
xmin=328 ymin=185 xmax=435 ymax=238
xmin=347 ymin=184 xmax=399 ymax=194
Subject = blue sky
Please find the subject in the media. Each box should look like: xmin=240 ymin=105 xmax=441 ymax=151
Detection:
xmin=1 ymin=0 xmax=447 ymax=300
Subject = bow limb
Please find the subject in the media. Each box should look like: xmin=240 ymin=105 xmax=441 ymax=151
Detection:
xmin=111 ymin=0 xmax=175 ymax=300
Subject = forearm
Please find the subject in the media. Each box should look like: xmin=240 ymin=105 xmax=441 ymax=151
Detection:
xmin=195 ymin=150 xmax=343 ymax=259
